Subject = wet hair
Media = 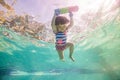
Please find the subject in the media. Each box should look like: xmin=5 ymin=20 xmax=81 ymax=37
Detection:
xmin=55 ymin=16 xmax=69 ymax=25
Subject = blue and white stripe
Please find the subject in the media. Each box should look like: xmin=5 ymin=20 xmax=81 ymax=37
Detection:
xmin=56 ymin=32 xmax=67 ymax=45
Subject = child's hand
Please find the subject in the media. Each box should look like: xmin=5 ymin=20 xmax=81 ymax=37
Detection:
xmin=54 ymin=9 xmax=60 ymax=16
xmin=69 ymin=12 xmax=73 ymax=17
xmin=55 ymin=12 xmax=59 ymax=16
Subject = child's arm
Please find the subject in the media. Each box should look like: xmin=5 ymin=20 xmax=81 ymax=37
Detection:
xmin=67 ymin=12 xmax=74 ymax=30
xmin=51 ymin=14 xmax=57 ymax=33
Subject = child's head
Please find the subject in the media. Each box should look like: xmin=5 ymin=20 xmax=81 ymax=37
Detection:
xmin=55 ymin=16 xmax=69 ymax=25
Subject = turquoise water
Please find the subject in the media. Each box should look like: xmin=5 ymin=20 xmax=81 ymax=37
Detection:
xmin=0 ymin=0 xmax=120 ymax=80
xmin=0 ymin=18 xmax=120 ymax=80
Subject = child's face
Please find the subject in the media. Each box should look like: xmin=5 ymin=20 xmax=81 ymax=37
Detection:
xmin=57 ymin=24 xmax=67 ymax=32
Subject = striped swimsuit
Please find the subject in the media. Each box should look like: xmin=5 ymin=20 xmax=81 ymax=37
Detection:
xmin=55 ymin=32 xmax=67 ymax=50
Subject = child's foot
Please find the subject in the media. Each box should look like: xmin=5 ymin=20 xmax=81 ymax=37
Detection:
xmin=69 ymin=56 xmax=75 ymax=62
xmin=60 ymin=59 xmax=65 ymax=62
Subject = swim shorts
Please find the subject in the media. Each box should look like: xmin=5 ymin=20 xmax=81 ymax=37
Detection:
xmin=55 ymin=45 xmax=66 ymax=51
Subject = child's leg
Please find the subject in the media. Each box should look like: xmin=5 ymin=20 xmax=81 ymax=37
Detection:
xmin=66 ymin=42 xmax=75 ymax=61
xmin=57 ymin=50 xmax=65 ymax=61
